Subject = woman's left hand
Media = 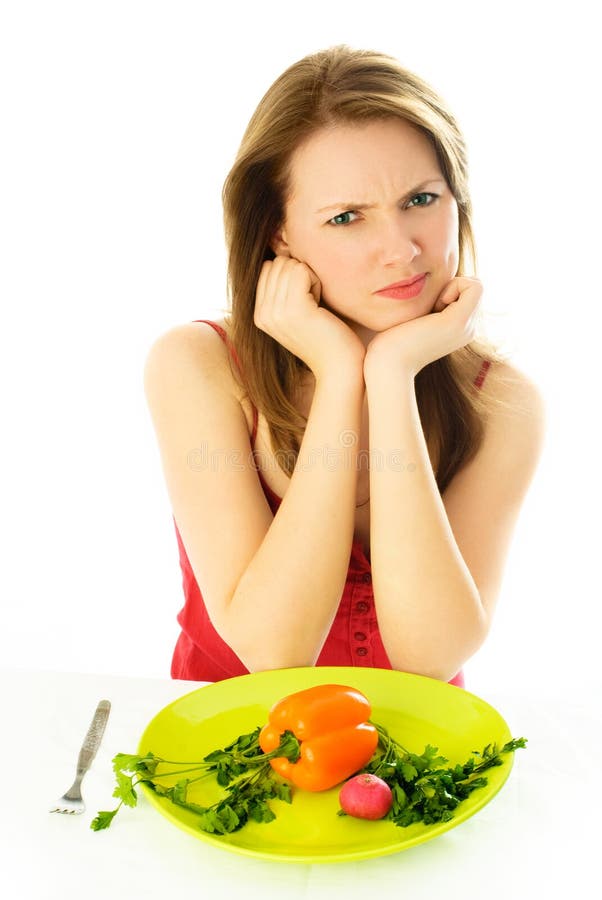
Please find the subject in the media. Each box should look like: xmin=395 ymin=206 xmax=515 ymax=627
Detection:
xmin=364 ymin=276 xmax=483 ymax=379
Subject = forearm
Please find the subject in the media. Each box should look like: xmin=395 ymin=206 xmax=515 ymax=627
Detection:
xmin=366 ymin=370 xmax=487 ymax=681
xmin=225 ymin=367 xmax=365 ymax=671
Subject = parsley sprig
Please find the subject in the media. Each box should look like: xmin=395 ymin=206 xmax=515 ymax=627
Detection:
xmin=92 ymin=721 xmax=527 ymax=836
xmin=91 ymin=726 xmax=300 ymax=834
xmin=357 ymin=723 xmax=527 ymax=827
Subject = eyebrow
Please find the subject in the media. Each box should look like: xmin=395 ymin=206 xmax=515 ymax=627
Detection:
xmin=314 ymin=178 xmax=446 ymax=214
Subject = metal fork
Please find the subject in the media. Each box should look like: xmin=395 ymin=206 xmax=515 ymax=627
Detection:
xmin=49 ymin=699 xmax=111 ymax=815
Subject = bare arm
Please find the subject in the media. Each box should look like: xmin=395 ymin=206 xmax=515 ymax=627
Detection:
xmin=365 ymin=363 xmax=545 ymax=682
xmin=365 ymin=369 xmax=487 ymax=681
xmin=227 ymin=365 xmax=365 ymax=669
xmin=144 ymin=321 xmax=365 ymax=673
xmin=362 ymin=276 xmax=545 ymax=681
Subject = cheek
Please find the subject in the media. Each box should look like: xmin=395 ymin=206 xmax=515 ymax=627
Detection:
xmin=445 ymin=207 xmax=460 ymax=264
xmin=430 ymin=214 xmax=459 ymax=273
xmin=446 ymin=237 xmax=459 ymax=273
xmin=315 ymin=246 xmax=362 ymax=301
xmin=297 ymin=236 xmax=361 ymax=289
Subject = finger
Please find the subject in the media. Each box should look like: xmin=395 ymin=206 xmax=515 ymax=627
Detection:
xmin=443 ymin=279 xmax=482 ymax=310
xmin=307 ymin=267 xmax=321 ymax=305
xmin=441 ymin=282 xmax=461 ymax=302
xmin=433 ymin=287 xmax=459 ymax=312
xmin=256 ymin=257 xmax=290 ymax=324
xmin=293 ymin=262 xmax=321 ymax=305
xmin=459 ymin=282 xmax=483 ymax=315
xmin=254 ymin=261 xmax=272 ymax=323
xmin=267 ymin=256 xmax=298 ymax=320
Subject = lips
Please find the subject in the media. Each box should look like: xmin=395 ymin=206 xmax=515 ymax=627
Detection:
xmin=375 ymin=273 xmax=427 ymax=292
xmin=374 ymin=273 xmax=428 ymax=301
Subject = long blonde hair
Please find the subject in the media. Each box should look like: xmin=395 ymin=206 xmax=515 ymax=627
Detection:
xmin=221 ymin=44 xmax=511 ymax=492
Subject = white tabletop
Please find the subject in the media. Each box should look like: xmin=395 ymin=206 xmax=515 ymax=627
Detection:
xmin=1 ymin=668 xmax=598 ymax=899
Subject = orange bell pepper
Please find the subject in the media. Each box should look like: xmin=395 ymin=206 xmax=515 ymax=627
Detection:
xmin=258 ymin=683 xmax=378 ymax=792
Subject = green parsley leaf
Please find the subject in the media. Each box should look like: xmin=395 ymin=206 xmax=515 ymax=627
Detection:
xmin=400 ymin=761 xmax=418 ymax=781
xmin=366 ymin=723 xmax=527 ymax=830
xmin=90 ymin=808 xmax=120 ymax=831
xmin=112 ymin=753 xmax=142 ymax=774
xmin=93 ymin=721 xmax=528 ymax=837
xmin=112 ymin=771 xmax=138 ymax=808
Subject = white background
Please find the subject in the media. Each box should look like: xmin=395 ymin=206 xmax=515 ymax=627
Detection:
xmin=1 ymin=0 xmax=599 ymax=698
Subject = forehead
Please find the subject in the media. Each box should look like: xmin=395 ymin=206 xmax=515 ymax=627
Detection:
xmin=286 ymin=118 xmax=441 ymax=205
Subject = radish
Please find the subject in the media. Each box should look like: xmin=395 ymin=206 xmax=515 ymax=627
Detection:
xmin=338 ymin=773 xmax=393 ymax=820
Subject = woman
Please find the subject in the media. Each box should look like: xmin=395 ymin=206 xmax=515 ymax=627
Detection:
xmin=144 ymin=45 xmax=545 ymax=686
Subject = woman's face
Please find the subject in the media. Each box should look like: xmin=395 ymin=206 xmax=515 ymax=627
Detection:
xmin=273 ymin=117 xmax=460 ymax=345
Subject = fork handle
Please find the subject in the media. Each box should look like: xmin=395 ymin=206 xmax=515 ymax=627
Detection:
xmin=76 ymin=699 xmax=111 ymax=775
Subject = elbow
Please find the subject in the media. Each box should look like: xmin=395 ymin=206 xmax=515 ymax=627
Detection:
xmin=389 ymin=654 xmax=475 ymax=685
xmin=215 ymin=612 xmax=319 ymax=673
xmin=439 ymin=620 xmax=490 ymax=682
xmin=215 ymin=584 xmax=326 ymax=672
xmin=388 ymin=659 xmax=462 ymax=684
xmin=438 ymin=617 xmax=490 ymax=682
xmin=232 ymin=621 xmax=322 ymax=671
xmin=233 ymin=645 xmax=319 ymax=674
xmin=243 ymin=655 xmax=316 ymax=674
xmin=385 ymin=610 xmax=489 ymax=684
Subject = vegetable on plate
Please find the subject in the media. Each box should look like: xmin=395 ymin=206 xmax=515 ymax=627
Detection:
xmin=91 ymin=682 xmax=527 ymax=836
xmin=339 ymin=773 xmax=393 ymax=820
xmin=258 ymin=683 xmax=378 ymax=791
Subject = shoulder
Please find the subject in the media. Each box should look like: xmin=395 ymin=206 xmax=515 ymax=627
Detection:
xmin=482 ymin=360 xmax=546 ymax=425
xmin=477 ymin=359 xmax=547 ymax=471
xmin=143 ymin=319 xmax=244 ymax=401
xmin=144 ymin=319 xmax=229 ymax=374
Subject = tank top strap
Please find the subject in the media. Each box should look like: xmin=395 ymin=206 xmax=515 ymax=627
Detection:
xmin=192 ymin=319 xmax=259 ymax=447
xmin=474 ymin=358 xmax=491 ymax=389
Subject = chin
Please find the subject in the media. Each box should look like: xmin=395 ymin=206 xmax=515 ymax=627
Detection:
xmin=374 ymin=300 xmax=432 ymax=324
xmin=323 ymin=293 xmax=430 ymax=332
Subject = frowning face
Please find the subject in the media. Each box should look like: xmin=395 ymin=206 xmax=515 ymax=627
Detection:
xmin=272 ymin=117 xmax=460 ymax=346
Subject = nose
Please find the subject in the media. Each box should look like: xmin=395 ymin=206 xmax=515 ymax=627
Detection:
xmin=375 ymin=215 xmax=420 ymax=268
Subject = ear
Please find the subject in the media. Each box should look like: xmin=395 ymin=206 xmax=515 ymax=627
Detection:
xmin=269 ymin=226 xmax=291 ymax=257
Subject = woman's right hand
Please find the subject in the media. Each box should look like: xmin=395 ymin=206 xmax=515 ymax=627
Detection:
xmin=254 ymin=256 xmax=365 ymax=380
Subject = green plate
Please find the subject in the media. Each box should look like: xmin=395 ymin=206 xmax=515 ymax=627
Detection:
xmin=138 ymin=667 xmax=515 ymax=863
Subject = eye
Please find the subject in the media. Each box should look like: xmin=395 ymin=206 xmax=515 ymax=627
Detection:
xmin=327 ymin=210 xmax=360 ymax=227
xmin=406 ymin=192 xmax=439 ymax=208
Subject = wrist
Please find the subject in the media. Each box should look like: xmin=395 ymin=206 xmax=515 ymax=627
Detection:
xmin=364 ymin=339 xmax=420 ymax=379
xmin=314 ymin=356 xmax=365 ymax=390
xmin=363 ymin=356 xmax=416 ymax=391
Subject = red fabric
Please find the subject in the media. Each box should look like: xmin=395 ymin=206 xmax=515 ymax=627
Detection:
xmin=171 ymin=320 xmax=491 ymax=688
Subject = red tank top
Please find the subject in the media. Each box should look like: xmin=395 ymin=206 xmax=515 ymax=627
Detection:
xmin=171 ymin=320 xmax=491 ymax=687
